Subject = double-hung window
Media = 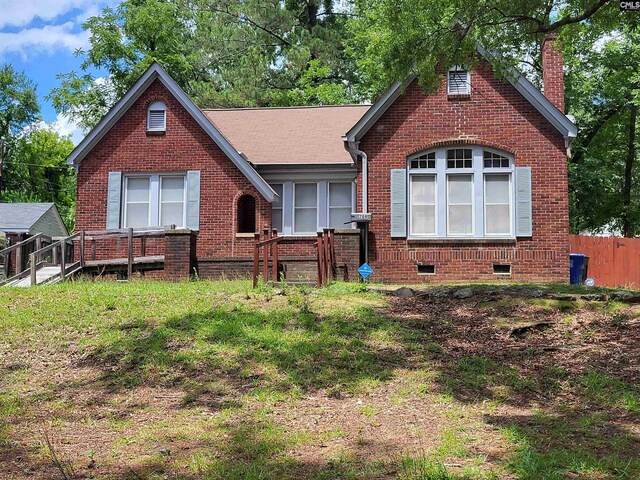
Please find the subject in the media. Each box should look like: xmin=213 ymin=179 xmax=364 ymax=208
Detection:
xmin=123 ymin=174 xmax=186 ymax=228
xmin=407 ymin=147 xmax=514 ymax=238
xmin=483 ymin=151 xmax=512 ymax=236
xmin=293 ymin=183 xmax=318 ymax=234
xmin=328 ymin=182 xmax=353 ymax=228
xmin=271 ymin=184 xmax=284 ymax=233
xmin=409 ymin=152 xmax=437 ymax=236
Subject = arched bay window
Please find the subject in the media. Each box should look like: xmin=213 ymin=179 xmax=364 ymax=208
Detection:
xmin=407 ymin=146 xmax=515 ymax=238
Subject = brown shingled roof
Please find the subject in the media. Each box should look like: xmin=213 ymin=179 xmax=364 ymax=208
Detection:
xmin=204 ymin=105 xmax=370 ymax=165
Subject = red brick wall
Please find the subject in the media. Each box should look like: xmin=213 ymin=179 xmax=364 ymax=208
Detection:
xmin=76 ymin=79 xmax=273 ymax=260
xmin=358 ymin=59 xmax=570 ymax=284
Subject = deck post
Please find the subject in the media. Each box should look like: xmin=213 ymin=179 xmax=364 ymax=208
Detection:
xmin=30 ymin=253 xmax=36 ymax=286
xmin=328 ymin=229 xmax=335 ymax=278
xmin=253 ymin=233 xmax=260 ymax=288
xmin=60 ymin=239 xmax=67 ymax=280
xmin=91 ymin=239 xmax=96 ymax=261
xmin=262 ymin=228 xmax=269 ymax=283
xmin=316 ymin=232 xmax=324 ymax=288
xmin=15 ymin=244 xmax=22 ymax=274
xmin=79 ymin=231 xmax=85 ymax=268
xmin=271 ymin=228 xmax=278 ymax=283
xmin=127 ymin=227 xmax=133 ymax=281
xmin=323 ymin=228 xmax=330 ymax=282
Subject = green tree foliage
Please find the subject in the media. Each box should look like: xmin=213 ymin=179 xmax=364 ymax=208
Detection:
xmin=2 ymin=128 xmax=76 ymax=230
xmin=566 ymin=26 xmax=640 ymax=236
xmin=351 ymin=0 xmax=623 ymax=96
xmin=0 ymin=64 xmax=40 ymax=164
xmin=0 ymin=65 xmax=76 ymax=230
xmin=49 ymin=0 xmax=359 ymax=130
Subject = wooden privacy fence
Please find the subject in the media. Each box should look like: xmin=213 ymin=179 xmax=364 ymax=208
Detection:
xmin=569 ymin=235 xmax=640 ymax=289
xmin=253 ymin=228 xmax=336 ymax=288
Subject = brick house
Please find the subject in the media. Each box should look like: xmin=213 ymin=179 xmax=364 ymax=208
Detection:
xmin=68 ymin=35 xmax=576 ymax=283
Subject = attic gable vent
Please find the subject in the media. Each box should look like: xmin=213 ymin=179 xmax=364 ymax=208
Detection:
xmin=448 ymin=66 xmax=470 ymax=95
xmin=147 ymin=101 xmax=166 ymax=132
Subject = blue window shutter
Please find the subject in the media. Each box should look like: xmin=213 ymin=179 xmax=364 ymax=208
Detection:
xmin=515 ymin=166 xmax=532 ymax=237
xmin=390 ymin=169 xmax=407 ymax=237
xmin=186 ymin=170 xmax=201 ymax=230
xmin=106 ymin=172 xmax=122 ymax=229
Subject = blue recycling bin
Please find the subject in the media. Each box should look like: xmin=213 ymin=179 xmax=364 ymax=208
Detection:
xmin=569 ymin=253 xmax=587 ymax=285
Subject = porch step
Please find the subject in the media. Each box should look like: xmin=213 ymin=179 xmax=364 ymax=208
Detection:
xmin=282 ymin=261 xmax=318 ymax=284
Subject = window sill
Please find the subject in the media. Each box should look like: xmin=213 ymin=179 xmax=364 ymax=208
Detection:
xmin=407 ymin=237 xmax=516 ymax=245
xmin=447 ymin=94 xmax=471 ymax=101
xmin=235 ymin=233 xmax=256 ymax=238
xmin=146 ymin=130 xmax=166 ymax=136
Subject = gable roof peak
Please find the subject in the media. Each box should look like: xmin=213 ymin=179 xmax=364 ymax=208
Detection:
xmin=345 ymin=45 xmax=577 ymax=146
xmin=66 ymin=62 xmax=277 ymax=202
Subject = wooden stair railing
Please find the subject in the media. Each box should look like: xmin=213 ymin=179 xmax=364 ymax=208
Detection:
xmin=252 ymin=227 xmax=336 ymax=288
xmin=0 ymin=233 xmax=52 ymax=286
xmin=29 ymin=232 xmax=84 ymax=286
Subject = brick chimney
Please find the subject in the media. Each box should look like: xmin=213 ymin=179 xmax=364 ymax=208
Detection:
xmin=542 ymin=33 xmax=565 ymax=112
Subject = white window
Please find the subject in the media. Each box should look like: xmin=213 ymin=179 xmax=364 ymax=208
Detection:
xmin=328 ymin=182 xmax=352 ymax=228
xmin=160 ymin=176 xmax=185 ymax=227
xmin=293 ymin=183 xmax=318 ymax=234
xmin=407 ymin=147 xmax=514 ymax=239
xmin=124 ymin=177 xmax=151 ymax=228
xmin=484 ymin=175 xmax=511 ymax=235
xmin=271 ymin=184 xmax=283 ymax=233
xmin=123 ymin=174 xmax=185 ymax=228
xmin=447 ymin=174 xmax=474 ymax=235
xmin=147 ymin=101 xmax=166 ymax=132
xmin=448 ymin=66 xmax=470 ymax=95
xmin=410 ymin=176 xmax=437 ymax=235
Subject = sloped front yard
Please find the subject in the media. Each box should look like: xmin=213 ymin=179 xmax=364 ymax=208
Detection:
xmin=0 ymin=281 xmax=639 ymax=479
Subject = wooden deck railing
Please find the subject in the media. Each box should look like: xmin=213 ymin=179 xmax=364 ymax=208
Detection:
xmin=252 ymin=227 xmax=336 ymax=288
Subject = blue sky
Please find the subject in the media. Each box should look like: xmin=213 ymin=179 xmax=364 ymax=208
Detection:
xmin=0 ymin=0 xmax=118 ymax=143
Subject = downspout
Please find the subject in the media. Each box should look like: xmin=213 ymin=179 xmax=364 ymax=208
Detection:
xmin=343 ymin=140 xmax=368 ymax=213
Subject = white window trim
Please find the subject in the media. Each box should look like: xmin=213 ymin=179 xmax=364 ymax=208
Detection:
xmin=122 ymin=173 xmax=186 ymax=228
xmin=409 ymin=174 xmax=438 ymax=237
xmin=147 ymin=101 xmax=167 ymax=132
xmin=327 ymin=181 xmax=355 ymax=229
xmin=292 ymin=182 xmax=319 ymax=235
xmin=407 ymin=146 xmax=516 ymax=240
xmin=447 ymin=66 xmax=471 ymax=95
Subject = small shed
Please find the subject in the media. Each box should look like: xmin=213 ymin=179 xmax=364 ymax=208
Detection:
xmin=0 ymin=203 xmax=69 ymax=238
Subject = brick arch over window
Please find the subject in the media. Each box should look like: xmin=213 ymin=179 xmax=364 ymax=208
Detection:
xmin=237 ymin=193 xmax=257 ymax=234
xmin=407 ymin=138 xmax=515 ymax=158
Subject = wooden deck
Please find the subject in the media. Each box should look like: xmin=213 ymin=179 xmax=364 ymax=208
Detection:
xmin=83 ymin=255 xmax=165 ymax=273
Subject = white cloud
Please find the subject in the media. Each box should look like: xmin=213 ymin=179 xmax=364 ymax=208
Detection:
xmin=0 ymin=22 xmax=90 ymax=58
xmin=50 ymin=113 xmax=85 ymax=145
xmin=0 ymin=0 xmax=100 ymax=29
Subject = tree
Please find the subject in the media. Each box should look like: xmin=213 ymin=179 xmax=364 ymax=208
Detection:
xmin=2 ymin=127 xmax=76 ymax=230
xmin=49 ymin=0 xmax=360 ymax=130
xmin=0 ymin=64 xmax=40 ymax=190
xmin=350 ymin=0 xmax=623 ymax=97
xmin=566 ymin=26 xmax=640 ymax=236
xmin=0 ymin=65 xmax=76 ymax=230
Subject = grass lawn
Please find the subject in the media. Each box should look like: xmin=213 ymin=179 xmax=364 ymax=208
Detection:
xmin=0 ymin=280 xmax=639 ymax=479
